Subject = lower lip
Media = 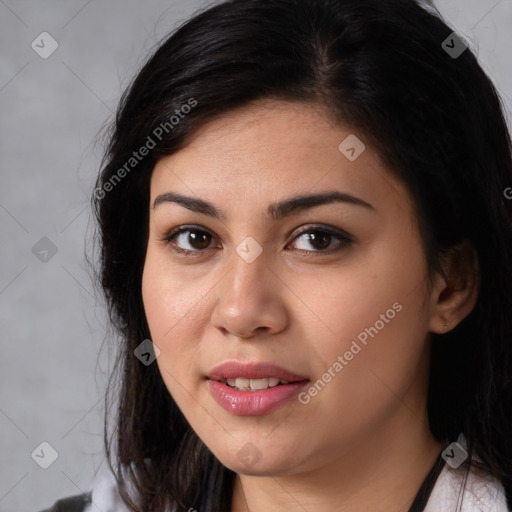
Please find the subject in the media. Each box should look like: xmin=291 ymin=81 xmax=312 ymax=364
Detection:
xmin=207 ymin=379 xmax=308 ymax=416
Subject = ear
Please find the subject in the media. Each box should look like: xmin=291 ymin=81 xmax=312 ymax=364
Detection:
xmin=428 ymin=240 xmax=480 ymax=334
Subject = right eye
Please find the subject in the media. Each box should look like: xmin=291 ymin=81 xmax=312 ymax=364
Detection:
xmin=162 ymin=226 xmax=218 ymax=255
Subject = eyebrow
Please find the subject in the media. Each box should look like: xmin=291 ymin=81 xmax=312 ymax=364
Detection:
xmin=153 ymin=190 xmax=375 ymax=220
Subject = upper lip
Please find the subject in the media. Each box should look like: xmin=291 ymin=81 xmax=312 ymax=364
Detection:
xmin=207 ymin=361 xmax=308 ymax=382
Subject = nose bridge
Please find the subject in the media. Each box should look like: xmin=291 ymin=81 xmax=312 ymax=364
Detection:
xmin=211 ymin=235 xmax=288 ymax=337
xmin=228 ymin=237 xmax=269 ymax=298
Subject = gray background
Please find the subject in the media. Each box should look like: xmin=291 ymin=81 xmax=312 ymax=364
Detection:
xmin=1 ymin=1 xmax=511 ymax=511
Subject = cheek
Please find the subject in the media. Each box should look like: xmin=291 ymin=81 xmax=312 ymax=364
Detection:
xmin=142 ymin=252 xmax=216 ymax=432
xmin=297 ymin=234 xmax=430 ymax=433
xmin=141 ymin=248 xmax=210 ymax=392
xmin=310 ymin=238 xmax=426 ymax=345
xmin=142 ymin=246 xmax=208 ymax=344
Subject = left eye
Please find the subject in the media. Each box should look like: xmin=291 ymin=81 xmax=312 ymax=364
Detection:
xmin=288 ymin=228 xmax=352 ymax=253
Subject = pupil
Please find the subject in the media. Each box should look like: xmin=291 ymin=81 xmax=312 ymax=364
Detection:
xmin=310 ymin=232 xmax=330 ymax=250
xmin=190 ymin=231 xmax=210 ymax=249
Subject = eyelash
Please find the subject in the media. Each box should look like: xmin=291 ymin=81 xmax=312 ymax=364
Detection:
xmin=160 ymin=224 xmax=354 ymax=257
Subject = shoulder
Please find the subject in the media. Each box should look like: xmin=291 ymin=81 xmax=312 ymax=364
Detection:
xmin=38 ymin=464 xmax=131 ymax=512
xmin=38 ymin=492 xmax=92 ymax=512
xmin=57 ymin=461 xmax=180 ymax=512
xmin=425 ymin=459 xmax=510 ymax=511
xmin=86 ymin=463 xmax=133 ymax=512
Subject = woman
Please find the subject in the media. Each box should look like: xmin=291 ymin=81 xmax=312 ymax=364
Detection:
xmin=40 ymin=0 xmax=512 ymax=510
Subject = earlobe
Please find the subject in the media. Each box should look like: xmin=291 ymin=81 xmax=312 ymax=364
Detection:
xmin=428 ymin=241 xmax=480 ymax=334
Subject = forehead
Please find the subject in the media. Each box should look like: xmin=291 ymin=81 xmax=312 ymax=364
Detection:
xmin=149 ymin=99 xmax=411 ymax=217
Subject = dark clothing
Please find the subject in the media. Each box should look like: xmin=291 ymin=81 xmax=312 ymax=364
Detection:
xmin=39 ymin=491 xmax=92 ymax=512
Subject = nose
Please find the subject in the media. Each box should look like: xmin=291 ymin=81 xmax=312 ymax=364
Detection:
xmin=210 ymin=246 xmax=288 ymax=339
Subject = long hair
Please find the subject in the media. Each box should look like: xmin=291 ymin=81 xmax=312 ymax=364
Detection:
xmin=90 ymin=0 xmax=512 ymax=510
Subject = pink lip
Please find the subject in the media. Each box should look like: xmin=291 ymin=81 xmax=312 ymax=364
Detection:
xmin=206 ymin=361 xmax=309 ymax=416
xmin=207 ymin=361 xmax=308 ymax=382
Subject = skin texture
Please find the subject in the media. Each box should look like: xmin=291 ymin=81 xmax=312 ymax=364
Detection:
xmin=141 ymin=99 xmax=478 ymax=512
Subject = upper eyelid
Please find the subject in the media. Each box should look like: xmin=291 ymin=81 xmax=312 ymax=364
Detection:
xmin=165 ymin=223 xmax=349 ymax=238
xmin=163 ymin=224 xmax=352 ymax=248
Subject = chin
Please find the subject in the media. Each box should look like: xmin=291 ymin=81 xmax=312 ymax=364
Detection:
xmin=213 ymin=445 xmax=304 ymax=477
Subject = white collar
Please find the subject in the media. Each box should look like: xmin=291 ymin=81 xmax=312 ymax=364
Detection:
xmin=424 ymin=459 xmax=508 ymax=511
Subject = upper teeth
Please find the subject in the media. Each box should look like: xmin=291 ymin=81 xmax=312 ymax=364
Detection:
xmin=224 ymin=377 xmax=290 ymax=390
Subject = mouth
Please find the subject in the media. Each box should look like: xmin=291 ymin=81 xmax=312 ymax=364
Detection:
xmin=216 ymin=377 xmax=294 ymax=391
xmin=207 ymin=361 xmax=308 ymax=388
xmin=206 ymin=361 xmax=309 ymax=415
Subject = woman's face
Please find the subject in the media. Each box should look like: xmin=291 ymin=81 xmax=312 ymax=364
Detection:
xmin=142 ymin=99 xmax=438 ymax=476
